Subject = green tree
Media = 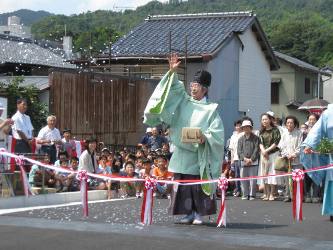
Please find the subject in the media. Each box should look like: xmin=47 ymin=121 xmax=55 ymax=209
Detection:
xmin=269 ymin=12 xmax=333 ymax=66
xmin=30 ymin=0 xmax=333 ymax=67
xmin=0 ymin=77 xmax=49 ymax=135
xmin=75 ymin=27 xmax=121 ymax=58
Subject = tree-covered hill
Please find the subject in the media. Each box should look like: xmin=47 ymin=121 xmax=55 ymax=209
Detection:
xmin=27 ymin=0 xmax=333 ymax=67
xmin=0 ymin=9 xmax=52 ymax=26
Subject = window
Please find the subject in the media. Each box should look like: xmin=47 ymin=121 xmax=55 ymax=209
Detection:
xmin=271 ymin=82 xmax=279 ymax=104
xmin=305 ymin=78 xmax=311 ymax=94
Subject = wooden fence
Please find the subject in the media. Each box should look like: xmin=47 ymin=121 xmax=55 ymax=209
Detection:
xmin=49 ymin=69 xmax=157 ymax=146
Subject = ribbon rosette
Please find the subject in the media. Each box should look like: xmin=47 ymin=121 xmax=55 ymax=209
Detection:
xmin=77 ymin=170 xmax=88 ymax=181
xmin=292 ymin=169 xmax=304 ymax=222
xmin=141 ymin=178 xmax=157 ymax=225
xmin=292 ymin=169 xmax=305 ymax=182
xmin=77 ymin=170 xmax=89 ymax=217
xmin=144 ymin=177 xmax=157 ymax=190
xmin=217 ymin=177 xmax=228 ymax=228
xmin=0 ymin=148 xmax=7 ymax=153
xmin=218 ymin=176 xmax=229 ymax=191
xmin=15 ymin=155 xmax=25 ymax=167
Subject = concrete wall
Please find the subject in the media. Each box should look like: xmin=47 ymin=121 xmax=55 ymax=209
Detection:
xmin=295 ymin=69 xmax=319 ymax=102
xmin=238 ymin=29 xmax=272 ymax=130
xmin=271 ymin=59 xmax=299 ymax=121
xmin=271 ymin=59 xmax=320 ymax=124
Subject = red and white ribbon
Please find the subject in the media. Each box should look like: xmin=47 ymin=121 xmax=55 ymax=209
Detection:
xmin=217 ymin=177 xmax=228 ymax=227
xmin=292 ymin=169 xmax=305 ymax=222
xmin=141 ymin=178 xmax=157 ymax=225
xmin=0 ymin=148 xmax=6 ymax=166
xmin=16 ymin=155 xmax=34 ymax=197
xmin=77 ymin=170 xmax=89 ymax=217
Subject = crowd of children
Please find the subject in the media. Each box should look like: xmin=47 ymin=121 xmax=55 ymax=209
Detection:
xmin=28 ymin=133 xmax=173 ymax=199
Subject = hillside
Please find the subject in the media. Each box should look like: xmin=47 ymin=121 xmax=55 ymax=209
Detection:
xmin=26 ymin=0 xmax=333 ymax=66
xmin=0 ymin=9 xmax=52 ymax=26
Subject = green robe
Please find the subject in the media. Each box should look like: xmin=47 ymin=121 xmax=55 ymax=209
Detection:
xmin=144 ymin=70 xmax=224 ymax=195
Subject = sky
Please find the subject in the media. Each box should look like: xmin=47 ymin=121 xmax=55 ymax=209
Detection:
xmin=0 ymin=0 xmax=167 ymax=15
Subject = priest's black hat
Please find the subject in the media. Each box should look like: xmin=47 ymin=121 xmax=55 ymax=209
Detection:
xmin=193 ymin=70 xmax=211 ymax=88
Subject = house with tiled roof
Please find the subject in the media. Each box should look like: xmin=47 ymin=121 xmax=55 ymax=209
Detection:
xmin=0 ymin=33 xmax=75 ymax=110
xmin=271 ymin=51 xmax=330 ymax=123
xmin=97 ymin=11 xmax=279 ymax=137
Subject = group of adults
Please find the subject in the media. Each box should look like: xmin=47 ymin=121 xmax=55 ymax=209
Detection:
xmin=228 ymin=112 xmax=323 ymax=202
xmin=0 ymin=98 xmax=77 ymax=164
xmin=139 ymin=126 xmax=169 ymax=151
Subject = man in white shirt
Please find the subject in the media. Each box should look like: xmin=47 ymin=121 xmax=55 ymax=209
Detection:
xmin=11 ymin=98 xmax=34 ymax=154
xmin=36 ymin=115 xmax=62 ymax=163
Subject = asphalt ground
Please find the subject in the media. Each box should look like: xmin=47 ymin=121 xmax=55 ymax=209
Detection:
xmin=0 ymin=196 xmax=332 ymax=250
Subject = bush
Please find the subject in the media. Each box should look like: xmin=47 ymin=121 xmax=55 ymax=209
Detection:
xmin=316 ymin=138 xmax=333 ymax=154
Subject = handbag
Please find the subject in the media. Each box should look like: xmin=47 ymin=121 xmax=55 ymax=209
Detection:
xmin=274 ymin=156 xmax=289 ymax=172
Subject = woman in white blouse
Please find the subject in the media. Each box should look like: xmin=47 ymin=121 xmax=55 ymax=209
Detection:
xmin=278 ymin=115 xmax=303 ymax=202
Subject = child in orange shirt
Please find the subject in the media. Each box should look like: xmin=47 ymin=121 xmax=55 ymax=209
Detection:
xmin=152 ymin=155 xmax=173 ymax=198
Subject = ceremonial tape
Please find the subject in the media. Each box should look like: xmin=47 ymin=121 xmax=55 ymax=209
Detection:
xmin=1 ymin=149 xmax=332 ymax=187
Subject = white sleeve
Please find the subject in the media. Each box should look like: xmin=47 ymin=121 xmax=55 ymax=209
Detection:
xmin=12 ymin=116 xmax=24 ymax=131
xmin=37 ymin=127 xmax=45 ymax=139
xmin=27 ymin=116 xmax=34 ymax=131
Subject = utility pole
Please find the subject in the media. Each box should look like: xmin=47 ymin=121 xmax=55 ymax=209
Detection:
xmin=169 ymin=31 xmax=172 ymax=54
xmin=184 ymin=34 xmax=188 ymax=85
xmin=317 ymin=72 xmax=321 ymax=99
xmin=109 ymin=32 xmax=112 ymax=72
xmin=89 ymin=32 xmax=92 ymax=59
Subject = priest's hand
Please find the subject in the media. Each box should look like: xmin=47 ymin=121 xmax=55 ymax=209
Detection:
xmin=199 ymin=133 xmax=206 ymax=144
xmin=168 ymin=53 xmax=181 ymax=72
xmin=303 ymin=147 xmax=314 ymax=154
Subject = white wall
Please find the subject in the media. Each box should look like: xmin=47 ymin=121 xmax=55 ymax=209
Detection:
xmin=239 ymin=29 xmax=272 ymax=129
xmin=185 ymin=37 xmax=242 ymax=140
xmin=0 ymin=97 xmax=8 ymax=120
xmin=39 ymin=90 xmax=50 ymax=111
xmin=207 ymin=37 xmax=242 ymax=140
xmin=323 ymin=70 xmax=333 ymax=103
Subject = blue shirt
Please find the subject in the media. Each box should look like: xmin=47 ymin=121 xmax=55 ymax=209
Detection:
xmin=148 ymin=135 xmax=167 ymax=151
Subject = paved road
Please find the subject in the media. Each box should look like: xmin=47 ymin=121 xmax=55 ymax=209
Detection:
xmin=0 ymin=197 xmax=332 ymax=250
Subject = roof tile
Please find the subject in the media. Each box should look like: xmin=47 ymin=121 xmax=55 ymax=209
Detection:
xmin=109 ymin=12 xmax=256 ymax=58
xmin=0 ymin=35 xmax=75 ymax=69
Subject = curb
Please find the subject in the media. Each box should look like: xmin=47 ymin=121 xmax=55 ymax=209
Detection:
xmin=0 ymin=190 xmax=107 ymax=209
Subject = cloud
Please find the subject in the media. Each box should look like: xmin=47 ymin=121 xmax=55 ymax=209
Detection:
xmin=0 ymin=0 xmax=45 ymax=13
xmin=0 ymin=0 xmax=164 ymax=15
